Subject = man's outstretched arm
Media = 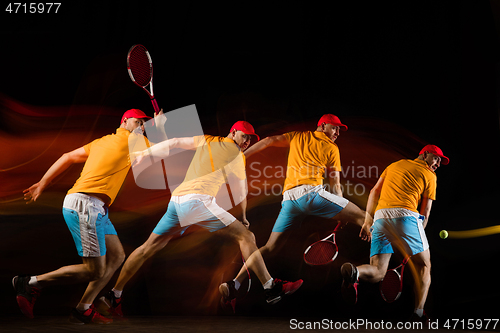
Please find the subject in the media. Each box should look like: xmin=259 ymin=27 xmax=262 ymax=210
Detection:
xmin=244 ymin=134 xmax=289 ymax=158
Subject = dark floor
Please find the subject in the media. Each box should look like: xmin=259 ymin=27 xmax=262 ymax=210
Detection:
xmin=2 ymin=315 xmax=498 ymax=333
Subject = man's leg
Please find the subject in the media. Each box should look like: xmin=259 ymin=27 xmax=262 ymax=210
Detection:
xmin=334 ymin=201 xmax=369 ymax=228
xmin=218 ymin=221 xmax=303 ymax=305
xmin=221 ymin=221 xmax=272 ymax=285
xmin=409 ymin=249 xmax=431 ymax=312
xmin=233 ymin=230 xmax=291 ymax=285
xmin=340 ymin=253 xmax=391 ymax=305
xmin=13 ymin=256 xmax=107 ymax=319
xmin=113 ymin=232 xmax=172 ymax=292
xmin=78 ymin=235 xmax=125 ymax=307
xmin=36 ymin=256 xmax=107 ymax=287
xmin=357 ymin=253 xmax=392 ymax=283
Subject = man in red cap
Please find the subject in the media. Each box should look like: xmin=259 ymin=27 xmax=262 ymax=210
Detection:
xmin=100 ymin=120 xmax=303 ymax=316
xmin=341 ymin=144 xmax=448 ymax=322
xmin=14 ymin=109 xmax=154 ymax=324
xmin=228 ymin=114 xmax=371 ymax=301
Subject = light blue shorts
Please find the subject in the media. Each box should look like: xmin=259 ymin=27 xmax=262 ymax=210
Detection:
xmin=62 ymin=193 xmax=117 ymax=257
xmin=272 ymin=185 xmax=349 ymax=233
xmin=153 ymin=194 xmax=232 ymax=236
xmin=370 ymin=209 xmax=428 ymax=257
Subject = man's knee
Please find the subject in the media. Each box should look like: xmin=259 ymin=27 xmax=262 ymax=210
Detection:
xmin=412 ymin=251 xmax=431 ymax=269
xmin=413 ymin=258 xmax=431 ymax=277
xmin=237 ymin=228 xmax=256 ymax=245
xmin=105 ymin=236 xmax=126 ymax=268
xmin=109 ymin=249 xmax=126 ymax=269
xmin=86 ymin=264 xmax=106 ymax=281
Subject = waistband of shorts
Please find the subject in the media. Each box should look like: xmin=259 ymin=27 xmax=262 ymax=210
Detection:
xmin=63 ymin=193 xmax=106 ymax=211
xmin=170 ymin=194 xmax=214 ymax=204
xmin=374 ymin=208 xmax=421 ymax=221
xmin=283 ymin=184 xmax=323 ymax=201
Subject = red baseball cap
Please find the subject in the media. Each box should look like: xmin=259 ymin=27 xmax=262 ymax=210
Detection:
xmin=121 ymin=109 xmax=152 ymax=123
xmin=317 ymin=114 xmax=348 ymax=131
xmin=230 ymin=121 xmax=260 ymax=141
xmin=419 ymin=144 xmax=449 ymax=165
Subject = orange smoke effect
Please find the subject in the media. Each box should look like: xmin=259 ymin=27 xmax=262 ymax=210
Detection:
xmin=0 ymin=94 xmax=169 ymax=218
xmin=1 ymin=94 xmax=430 ymax=314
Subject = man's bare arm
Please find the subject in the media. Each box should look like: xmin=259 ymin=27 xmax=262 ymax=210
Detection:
xmin=419 ymin=197 xmax=433 ymax=229
xmin=23 ymin=147 xmax=88 ymax=204
xmin=244 ymin=134 xmax=289 ymax=158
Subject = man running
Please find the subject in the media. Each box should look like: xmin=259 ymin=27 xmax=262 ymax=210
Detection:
xmin=341 ymin=144 xmax=449 ymax=322
xmin=100 ymin=121 xmax=303 ymax=317
xmin=226 ymin=114 xmax=370 ymax=303
xmin=14 ymin=109 xmax=153 ymax=324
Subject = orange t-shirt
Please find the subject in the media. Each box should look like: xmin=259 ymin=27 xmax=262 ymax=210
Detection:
xmin=172 ymin=135 xmax=246 ymax=197
xmin=376 ymin=158 xmax=437 ymax=213
xmin=282 ymin=131 xmax=341 ymax=193
xmin=68 ymin=128 xmax=148 ymax=205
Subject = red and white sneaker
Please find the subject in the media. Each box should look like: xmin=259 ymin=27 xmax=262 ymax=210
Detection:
xmin=265 ymin=278 xmax=303 ymax=304
xmin=340 ymin=262 xmax=359 ymax=305
xmin=12 ymin=275 xmax=41 ymax=319
xmin=69 ymin=305 xmax=113 ymax=325
xmin=98 ymin=290 xmax=125 ymax=318
xmin=219 ymin=280 xmax=238 ymax=313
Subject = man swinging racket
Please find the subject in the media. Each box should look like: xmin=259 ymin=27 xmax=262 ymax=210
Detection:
xmin=341 ymin=144 xmax=449 ymax=322
xmin=14 ymin=109 xmax=155 ymax=324
xmin=224 ymin=114 xmax=371 ymax=305
xmin=99 ymin=121 xmax=303 ymax=317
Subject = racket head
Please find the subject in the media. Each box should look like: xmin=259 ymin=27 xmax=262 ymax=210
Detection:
xmin=127 ymin=44 xmax=153 ymax=89
xmin=380 ymin=268 xmax=403 ymax=302
xmin=304 ymin=239 xmax=338 ymax=265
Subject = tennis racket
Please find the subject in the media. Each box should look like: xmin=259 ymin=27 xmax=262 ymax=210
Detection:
xmin=127 ymin=44 xmax=160 ymax=115
xmin=304 ymin=222 xmax=343 ymax=265
xmin=379 ymin=256 xmax=410 ymax=303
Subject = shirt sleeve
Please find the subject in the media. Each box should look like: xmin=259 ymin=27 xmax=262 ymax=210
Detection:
xmin=283 ymin=131 xmax=297 ymax=142
xmin=424 ymin=174 xmax=437 ymax=200
xmin=82 ymin=138 xmax=100 ymax=154
xmin=329 ymin=144 xmax=342 ymax=172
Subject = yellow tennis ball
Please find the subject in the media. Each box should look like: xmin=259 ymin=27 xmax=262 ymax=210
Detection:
xmin=439 ymin=230 xmax=448 ymax=239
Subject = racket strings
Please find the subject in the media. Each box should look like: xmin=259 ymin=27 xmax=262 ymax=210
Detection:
xmin=129 ymin=47 xmax=152 ymax=86
xmin=305 ymin=242 xmax=336 ymax=265
xmin=381 ymin=272 xmax=401 ymax=301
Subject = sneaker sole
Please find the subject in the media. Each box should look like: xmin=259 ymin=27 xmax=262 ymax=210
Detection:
xmin=69 ymin=317 xmax=86 ymax=325
xmin=266 ymin=295 xmax=282 ymax=304
xmin=16 ymin=296 xmax=34 ymax=319
xmin=69 ymin=313 xmax=112 ymax=325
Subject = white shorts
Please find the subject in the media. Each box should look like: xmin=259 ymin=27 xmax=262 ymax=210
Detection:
xmin=370 ymin=208 xmax=428 ymax=257
xmin=152 ymin=194 xmax=235 ymax=236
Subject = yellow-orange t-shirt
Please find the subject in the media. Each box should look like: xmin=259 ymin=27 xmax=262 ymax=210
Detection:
xmin=68 ymin=128 xmax=148 ymax=205
xmin=172 ymin=135 xmax=246 ymax=197
xmin=376 ymin=158 xmax=437 ymax=213
xmin=282 ymin=131 xmax=341 ymax=193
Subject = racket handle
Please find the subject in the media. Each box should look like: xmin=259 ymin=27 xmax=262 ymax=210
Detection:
xmin=151 ymin=98 xmax=160 ymax=115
